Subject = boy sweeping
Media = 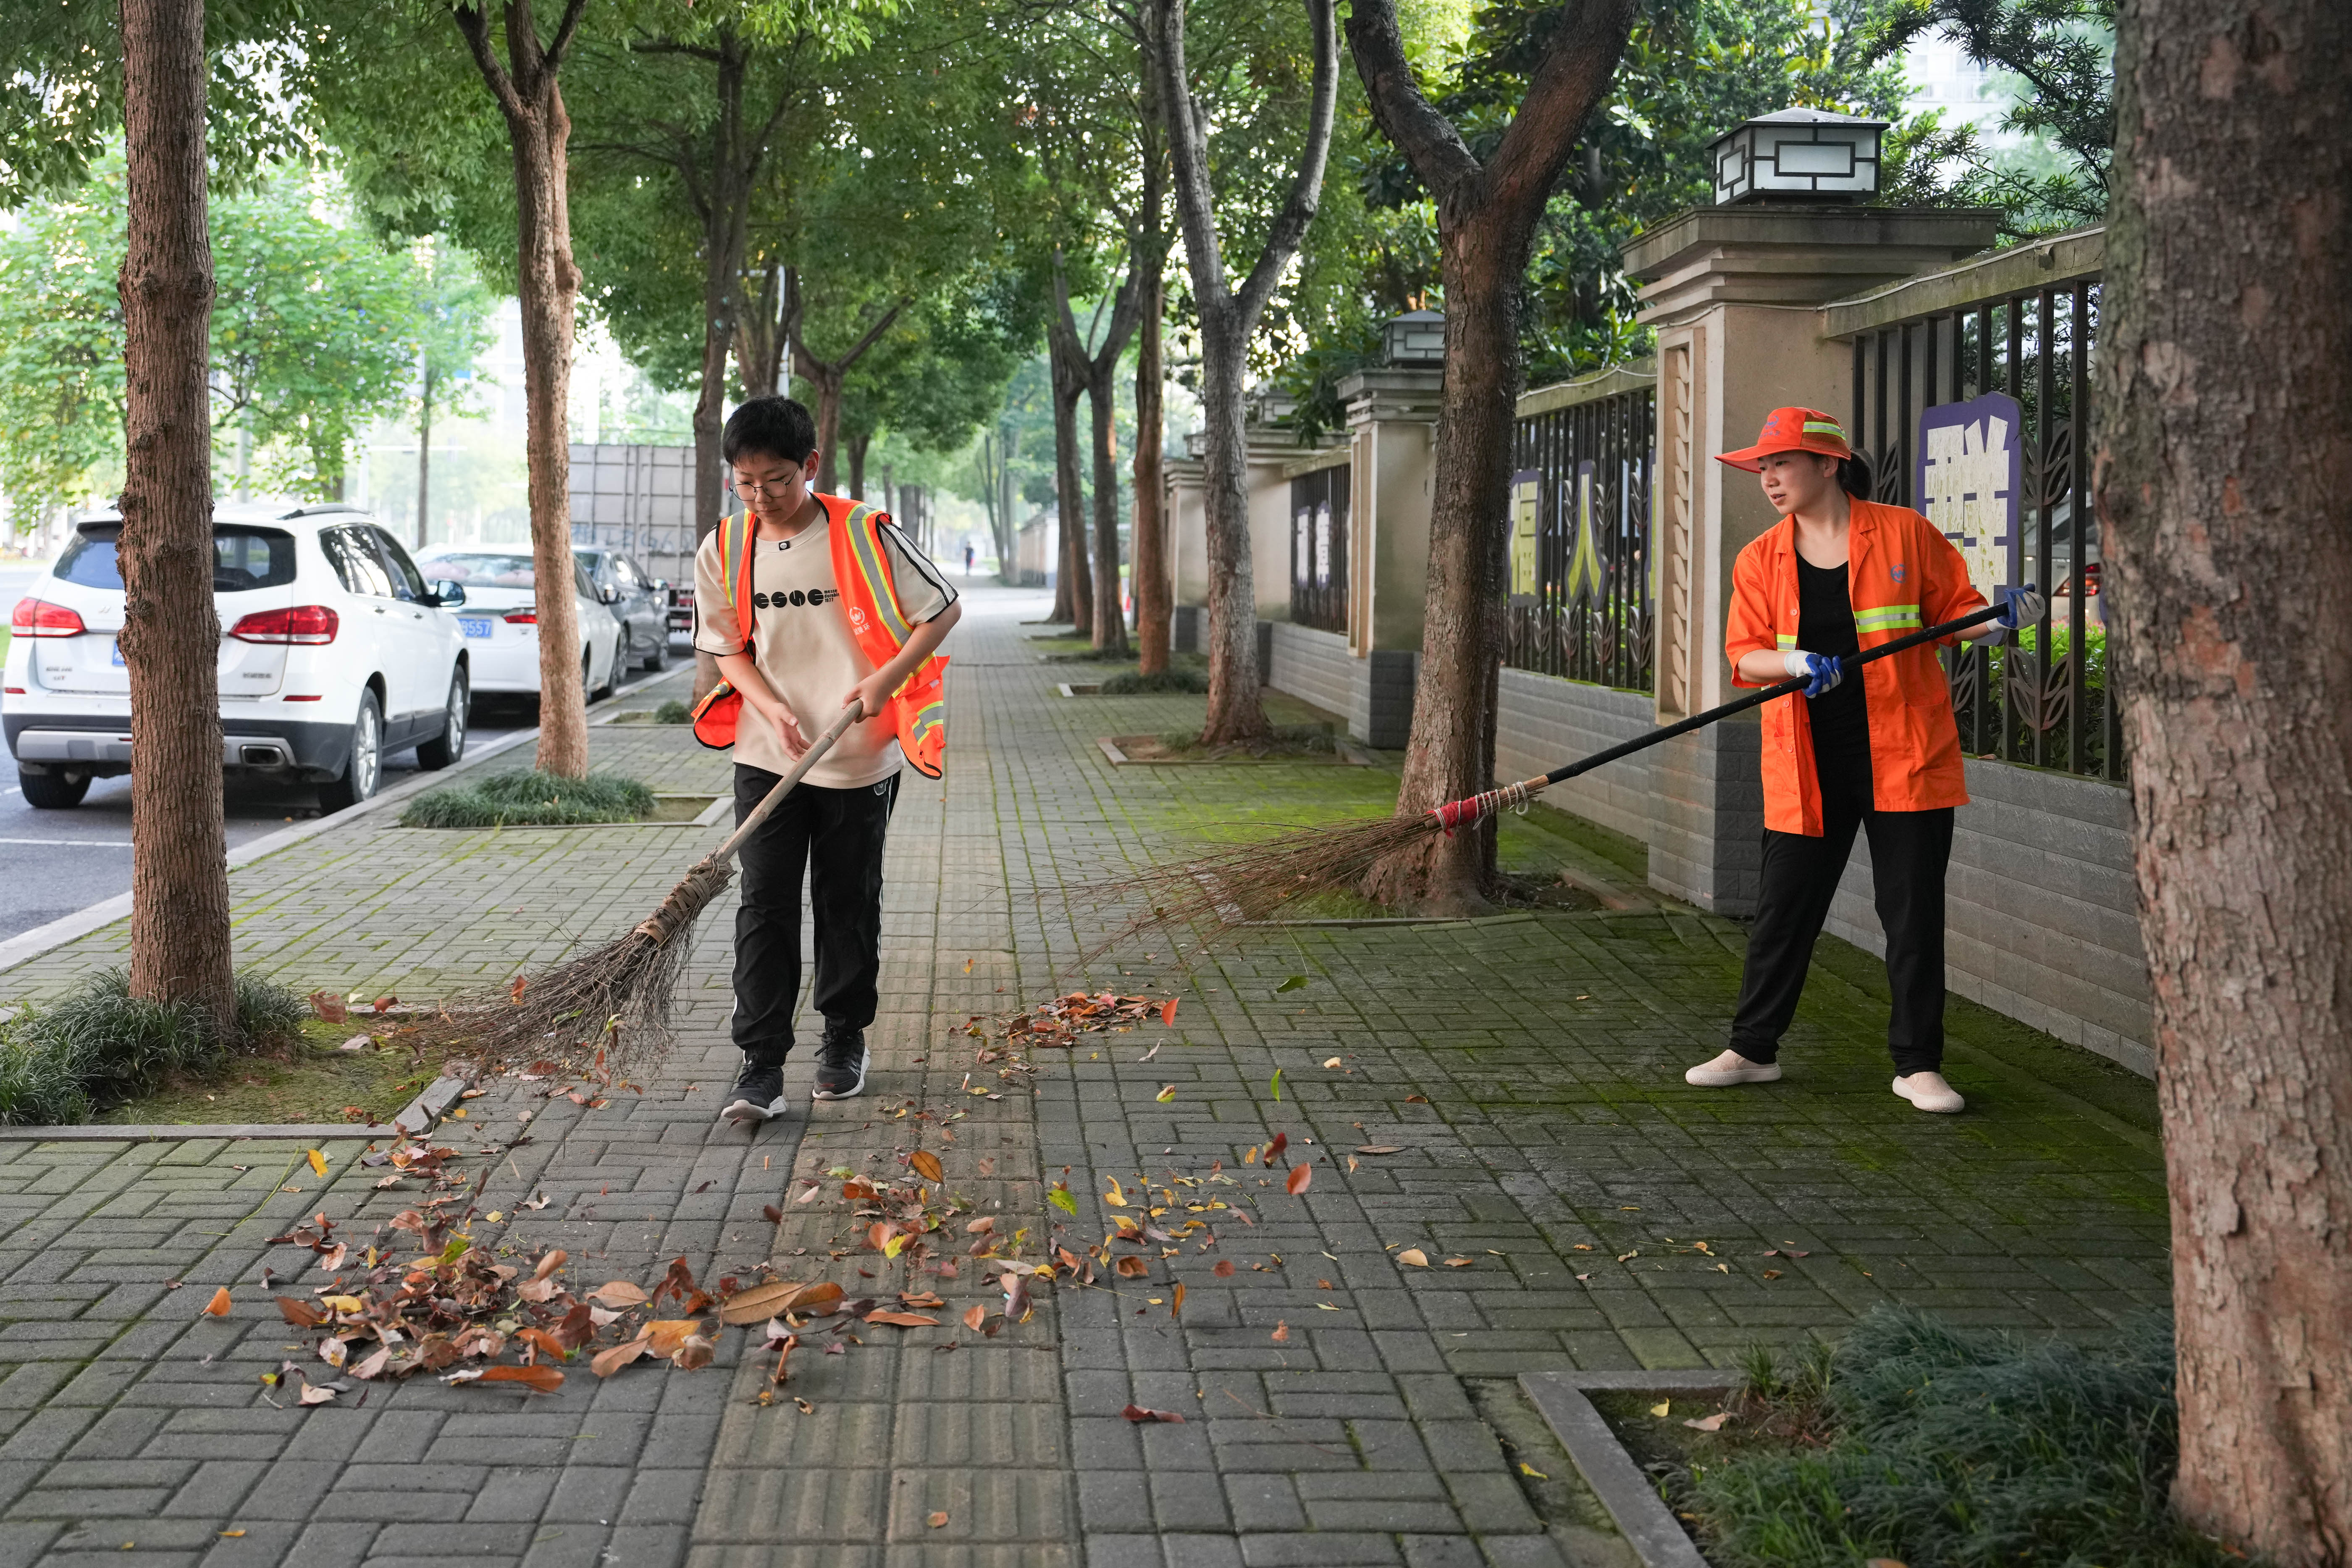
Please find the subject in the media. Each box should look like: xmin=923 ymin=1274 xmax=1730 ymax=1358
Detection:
xmin=691 ymin=397 xmax=961 ymax=1125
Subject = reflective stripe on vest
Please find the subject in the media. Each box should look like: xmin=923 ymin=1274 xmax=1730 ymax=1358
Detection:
xmin=1853 ymin=603 xmax=1922 ymax=633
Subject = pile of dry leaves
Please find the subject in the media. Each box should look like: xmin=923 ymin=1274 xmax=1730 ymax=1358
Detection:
xmin=983 ymin=990 xmax=1179 ymax=1053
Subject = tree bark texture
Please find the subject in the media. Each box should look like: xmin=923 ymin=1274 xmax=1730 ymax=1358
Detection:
xmin=1344 ymin=0 xmax=1635 ymax=911
xmin=1048 ymin=341 xmax=1093 ymax=637
xmin=454 ymin=0 xmax=591 ymax=778
xmin=688 ymin=32 xmax=748 ymax=566
xmin=735 ymin=261 xmax=788 ymax=400
xmin=117 ymin=0 xmax=235 ymax=1030
xmin=788 ymin=271 xmax=902 ymax=499
xmin=2097 ymin=1 xmax=2352 ymax=1558
xmin=1085 ymin=364 xmax=1127 ymax=654
xmin=1150 ymin=0 xmax=1338 ymax=744
xmin=1134 ymin=270 xmax=1170 ymax=674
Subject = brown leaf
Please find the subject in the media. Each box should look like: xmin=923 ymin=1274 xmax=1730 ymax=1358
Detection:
xmin=1267 ymin=1132 xmax=1287 ymax=1161
xmin=962 ymin=1303 xmax=987 ymax=1332
xmin=1270 ymin=1321 xmax=1289 ymax=1343
xmin=642 ymin=1319 xmax=704 ymax=1356
xmin=588 ymin=1281 xmax=649 ymax=1309
xmin=864 ymin=1311 xmax=942 ymax=1328
xmin=1444 ymin=1257 xmax=1474 ymax=1268
xmin=866 ymin=1221 xmax=902 ymax=1254
xmin=762 ymin=1205 xmax=784 ymax=1224
xmin=1683 ymin=1412 xmax=1735 ymax=1432
xmin=670 ymin=1333 xmax=716 ymax=1371
xmin=456 ymin=1364 xmax=564 ymax=1393
xmin=1113 ymin=1256 xmax=1149 ymax=1279
xmin=898 ymin=1291 xmax=945 ymax=1309
xmin=1213 ymin=1259 xmax=1236 ymax=1278
xmin=1171 ymin=1282 xmax=1185 ymax=1317
xmin=275 ymin=1297 xmax=326 ymax=1328
xmin=297 ymin=1381 xmax=338 ymax=1406
xmin=202 ymin=1287 xmax=232 ymax=1317
xmin=1285 ymin=1164 xmax=1312 ymax=1196
xmin=591 ymin=1337 xmax=652 ymax=1378
xmin=307 ymin=990 xmax=349 ymax=1024
xmin=909 ymin=1149 xmax=943 ymax=1184
xmin=928 ymin=1510 xmax=950 ymax=1529
xmin=719 ymin=1281 xmax=817 ymax=1326
xmin=1121 ymin=1404 xmax=1186 ymax=1423
xmin=964 ymin=1216 xmax=995 ymax=1235
xmin=532 ymin=1249 xmax=567 ymax=1282
xmin=551 ymin=1303 xmax=595 ymax=1351
xmin=317 ymin=1242 xmax=348 ymax=1272
xmin=1397 ymin=1248 xmax=1429 ymax=1268
xmin=350 ymin=1347 xmax=392 ymax=1381
xmin=788 ymin=1281 xmax=845 ymax=1316
xmin=517 ymin=1327 xmax=569 ymax=1361
xmin=1159 ymin=997 xmax=1178 ymax=1026
xmin=1355 ymin=1145 xmax=1403 ymax=1155
xmin=516 ymin=1277 xmax=563 ymax=1305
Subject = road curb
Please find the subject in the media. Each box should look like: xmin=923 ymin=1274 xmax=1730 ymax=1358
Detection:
xmin=1518 ymin=1369 xmax=1740 ymax=1568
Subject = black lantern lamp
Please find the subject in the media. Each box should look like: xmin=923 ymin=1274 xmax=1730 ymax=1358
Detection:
xmin=1381 ymin=309 xmax=1445 ymax=367
xmin=1709 ymin=108 xmax=1888 ymax=205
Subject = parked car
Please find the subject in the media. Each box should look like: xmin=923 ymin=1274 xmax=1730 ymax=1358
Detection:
xmin=574 ymin=546 xmax=672 ymax=671
xmin=3 ymin=502 xmax=470 ymax=811
xmin=413 ymin=546 xmax=626 ymax=702
xmin=666 ymin=581 xmax=695 ymax=639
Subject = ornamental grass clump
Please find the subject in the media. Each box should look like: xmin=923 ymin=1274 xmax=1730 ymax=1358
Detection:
xmin=652 ymin=699 xmax=692 ymax=724
xmin=1691 ymin=1307 xmax=2240 ymax=1568
xmin=1099 ymin=666 xmax=1208 ymax=695
xmin=402 ymin=770 xmax=656 ymax=828
xmin=0 ymin=968 xmax=308 ymax=1125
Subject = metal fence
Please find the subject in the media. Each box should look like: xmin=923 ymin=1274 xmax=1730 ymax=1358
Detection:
xmin=1289 ymin=462 xmax=1349 ymax=634
xmin=1843 ymin=266 xmax=2115 ymax=780
xmin=1503 ymin=383 xmax=1656 ymax=692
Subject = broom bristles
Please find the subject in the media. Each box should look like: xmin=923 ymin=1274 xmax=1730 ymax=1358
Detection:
xmin=419 ymin=857 xmax=735 ymax=1073
xmin=1074 ymin=809 xmax=1447 ymax=955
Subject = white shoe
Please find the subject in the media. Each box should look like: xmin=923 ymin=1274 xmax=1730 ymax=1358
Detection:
xmin=1684 ymin=1050 xmax=1782 ymax=1087
xmin=1893 ymin=1071 xmax=1964 ymax=1113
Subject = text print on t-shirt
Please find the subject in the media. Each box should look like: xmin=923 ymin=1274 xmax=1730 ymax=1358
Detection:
xmin=752 ymin=587 xmax=840 ymax=609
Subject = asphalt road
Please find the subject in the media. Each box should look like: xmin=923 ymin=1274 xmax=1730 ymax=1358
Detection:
xmin=0 ymin=562 xmax=539 ymax=944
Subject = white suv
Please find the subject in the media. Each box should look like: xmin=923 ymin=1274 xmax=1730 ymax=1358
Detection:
xmin=3 ymin=501 xmax=470 ymax=811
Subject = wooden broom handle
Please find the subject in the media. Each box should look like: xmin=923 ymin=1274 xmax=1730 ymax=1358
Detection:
xmin=707 ymin=699 xmax=866 ymax=865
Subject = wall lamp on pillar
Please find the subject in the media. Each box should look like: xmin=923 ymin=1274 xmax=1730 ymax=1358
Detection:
xmin=1381 ymin=309 xmax=1446 ymax=367
xmin=1709 ymin=108 xmax=1888 ymax=205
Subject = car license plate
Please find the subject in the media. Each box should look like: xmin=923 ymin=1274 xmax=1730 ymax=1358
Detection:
xmin=458 ymin=617 xmax=494 ymax=639
xmin=110 ymin=641 xmax=126 ymax=667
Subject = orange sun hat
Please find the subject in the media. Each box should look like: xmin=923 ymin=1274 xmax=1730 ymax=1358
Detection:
xmin=1716 ymin=406 xmax=1853 ymax=472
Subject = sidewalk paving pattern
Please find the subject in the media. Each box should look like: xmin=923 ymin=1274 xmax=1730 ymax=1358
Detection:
xmin=0 ymin=588 xmax=2170 ymax=1566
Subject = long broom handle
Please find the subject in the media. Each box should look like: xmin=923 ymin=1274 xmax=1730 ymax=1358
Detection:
xmin=707 ymin=698 xmax=866 ymax=865
xmin=1447 ymin=600 xmax=2012 ymax=824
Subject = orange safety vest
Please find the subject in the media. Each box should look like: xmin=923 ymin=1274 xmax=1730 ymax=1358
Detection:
xmin=690 ymin=494 xmax=948 ymax=777
xmin=1724 ymin=499 xmax=1984 ymax=836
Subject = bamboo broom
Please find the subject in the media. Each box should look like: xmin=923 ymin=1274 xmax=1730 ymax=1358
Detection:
xmin=1094 ymin=601 xmax=2014 ymax=947
xmin=435 ymin=699 xmax=867 ymax=1071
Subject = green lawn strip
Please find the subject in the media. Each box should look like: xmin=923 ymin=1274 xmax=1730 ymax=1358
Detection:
xmin=1597 ymin=1308 xmax=2233 ymax=1568
xmin=95 ymin=1018 xmax=431 ymax=1127
xmin=402 ymin=768 xmax=656 ymax=828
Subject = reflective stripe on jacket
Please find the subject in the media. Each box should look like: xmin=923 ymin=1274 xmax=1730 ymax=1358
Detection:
xmin=710 ymin=494 xmax=948 ymax=779
xmin=1725 ymin=499 xmax=1984 ymax=835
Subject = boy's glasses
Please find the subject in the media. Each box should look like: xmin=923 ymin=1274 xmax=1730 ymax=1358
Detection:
xmin=727 ymin=476 xmax=798 ymax=499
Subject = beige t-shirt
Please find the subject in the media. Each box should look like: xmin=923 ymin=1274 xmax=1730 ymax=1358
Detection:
xmin=692 ymin=511 xmax=955 ymax=787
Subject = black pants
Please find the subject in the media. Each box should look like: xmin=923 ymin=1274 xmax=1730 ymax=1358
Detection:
xmin=1727 ymin=770 xmax=1954 ymax=1077
xmin=731 ymin=765 xmax=899 ymax=1066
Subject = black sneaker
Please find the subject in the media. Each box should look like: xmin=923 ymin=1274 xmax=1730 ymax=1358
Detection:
xmin=719 ymin=1063 xmax=788 ymax=1127
xmin=811 ymin=1027 xmax=868 ymax=1101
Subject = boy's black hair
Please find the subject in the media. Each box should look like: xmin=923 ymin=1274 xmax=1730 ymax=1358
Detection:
xmin=722 ymin=397 xmax=818 ymax=466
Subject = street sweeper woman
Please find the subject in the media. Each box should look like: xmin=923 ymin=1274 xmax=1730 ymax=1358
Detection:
xmin=1683 ymin=407 xmax=2042 ymax=1114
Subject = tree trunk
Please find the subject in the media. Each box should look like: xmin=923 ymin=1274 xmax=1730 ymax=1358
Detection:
xmin=848 ymin=432 xmax=870 ymax=502
xmin=1050 ymin=347 xmax=1092 ymax=636
xmin=1342 ymin=0 xmax=1635 ymax=910
xmin=1086 ymin=360 xmax=1129 ymax=656
xmin=2098 ymin=0 xmax=2352 ymax=1558
xmin=735 ymin=262 xmax=786 ymax=399
xmin=1134 ymin=270 xmax=1170 ymax=674
xmin=415 ymin=363 xmax=433 ymax=548
xmin=1193 ymin=321 xmax=1265 ymax=741
xmin=117 ymin=0 xmax=234 ymax=1032
xmin=454 ymin=0 xmax=591 ymax=778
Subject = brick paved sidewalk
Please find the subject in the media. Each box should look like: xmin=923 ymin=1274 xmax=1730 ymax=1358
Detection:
xmin=0 ymin=590 xmax=2167 ymax=1567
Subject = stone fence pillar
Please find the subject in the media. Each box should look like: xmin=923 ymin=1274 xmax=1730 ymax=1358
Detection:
xmin=1626 ymin=204 xmax=2000 ymax=913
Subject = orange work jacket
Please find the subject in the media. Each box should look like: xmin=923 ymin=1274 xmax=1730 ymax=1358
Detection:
xmin=1724 ymin=499 xmax=1984 ymax=836
xmin=691 ymin=494 xmax=948 ymax=777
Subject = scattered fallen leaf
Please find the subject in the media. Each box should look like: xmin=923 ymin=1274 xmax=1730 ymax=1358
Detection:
xmin=533 ymin=1249 xmax=568 ymax=1282
xmin=1762 ymin=1270 xmax=1783 ymax=1280
xmin=1160 ymin=998 xmax=1179 ymax=1027
xmin=1444 ymin=1257 xmax=1474 ymax=1268
xmin=965 ymin=1216 xmax=996 ymax=1235
xmin=1155 ymin=1085 xmax=1176 ymax=1103
xmin=450 ymin=1364 xmax=564 ymax=1393
xmin=1396 ymin=1248 xmax=1429 ymax=1267
xmin=1270 ymin=1068 xmax=1283 ymax=1101
xmin=297 ymin=1382 xmax=337 ymax=1406
xmin=1518 ymin=1462 xmax=1549 ymax=1480
xmin=929 ymin=1510 xmax=949 ymax=1529
xmin=1355 ymin=1145 xmax=1402 ymax=1155
xmin=588 ymin=1282 xmax=649 ymax=1309
xmin=1114 ymin=1256 xmax=1149 ymax=1279
xmin=1121 ymin=1404 xmax=1186 ymax=1423
xmin=1274 ymin=975 xmax=1308 ymax=993
xmin=762 ymin=1205 xmax=784 ymax=1224
xmin=1649 ymin=1400 xmax=1671 ymax=1418
xmin=1267 ymin=1133 xmax=1287 ymax=1161
xmin=1171 ymin=1282 xmax=1185 ymax=1317
xmin=275 ymin=1297 xmax=326 ymax=1328
xmin=1684 ymin=1412 xmax=1735 ymax=1432
xmin=304 ymin=1150 xmax=328 ymax=1178
xmin=1404 ymin=1093 xmax=1429 ymax=1104
xmin=909 ymin=1149 xmax=944 ymax=1184
xmin=202 ymin=1287 xmax=231 ymax=1317
xmin=592 ymin=1338 xmax=652 ymax=1377
xmin=307 ymin=990 xmax=348 ymax=1024
xmin=1270 ymin=1321 xmax=1289 ymax=1343
xmin=963 ymin=1304 xmax=986 ymax=1332
xmin=1213 ymin=1259 xmax=1235 ymax=1278
xmin=1285 ymin=1164 xmax=1312 ymax=1196
xmin=866 ymin=1311 xmax=942 ymax=1328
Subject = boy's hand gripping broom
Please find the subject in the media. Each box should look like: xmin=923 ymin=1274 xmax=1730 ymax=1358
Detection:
xmin=1099 ymin=600 xmax=2015 ymax=945
xmin=444 ymin=699 xmax=866 ymax=1069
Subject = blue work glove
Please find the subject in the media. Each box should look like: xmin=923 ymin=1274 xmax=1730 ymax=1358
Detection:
xmin=1780 ymin=649 xmax=1844 ymax=698
xmin=1991 ymin=583 xmax=2046 ymax=643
